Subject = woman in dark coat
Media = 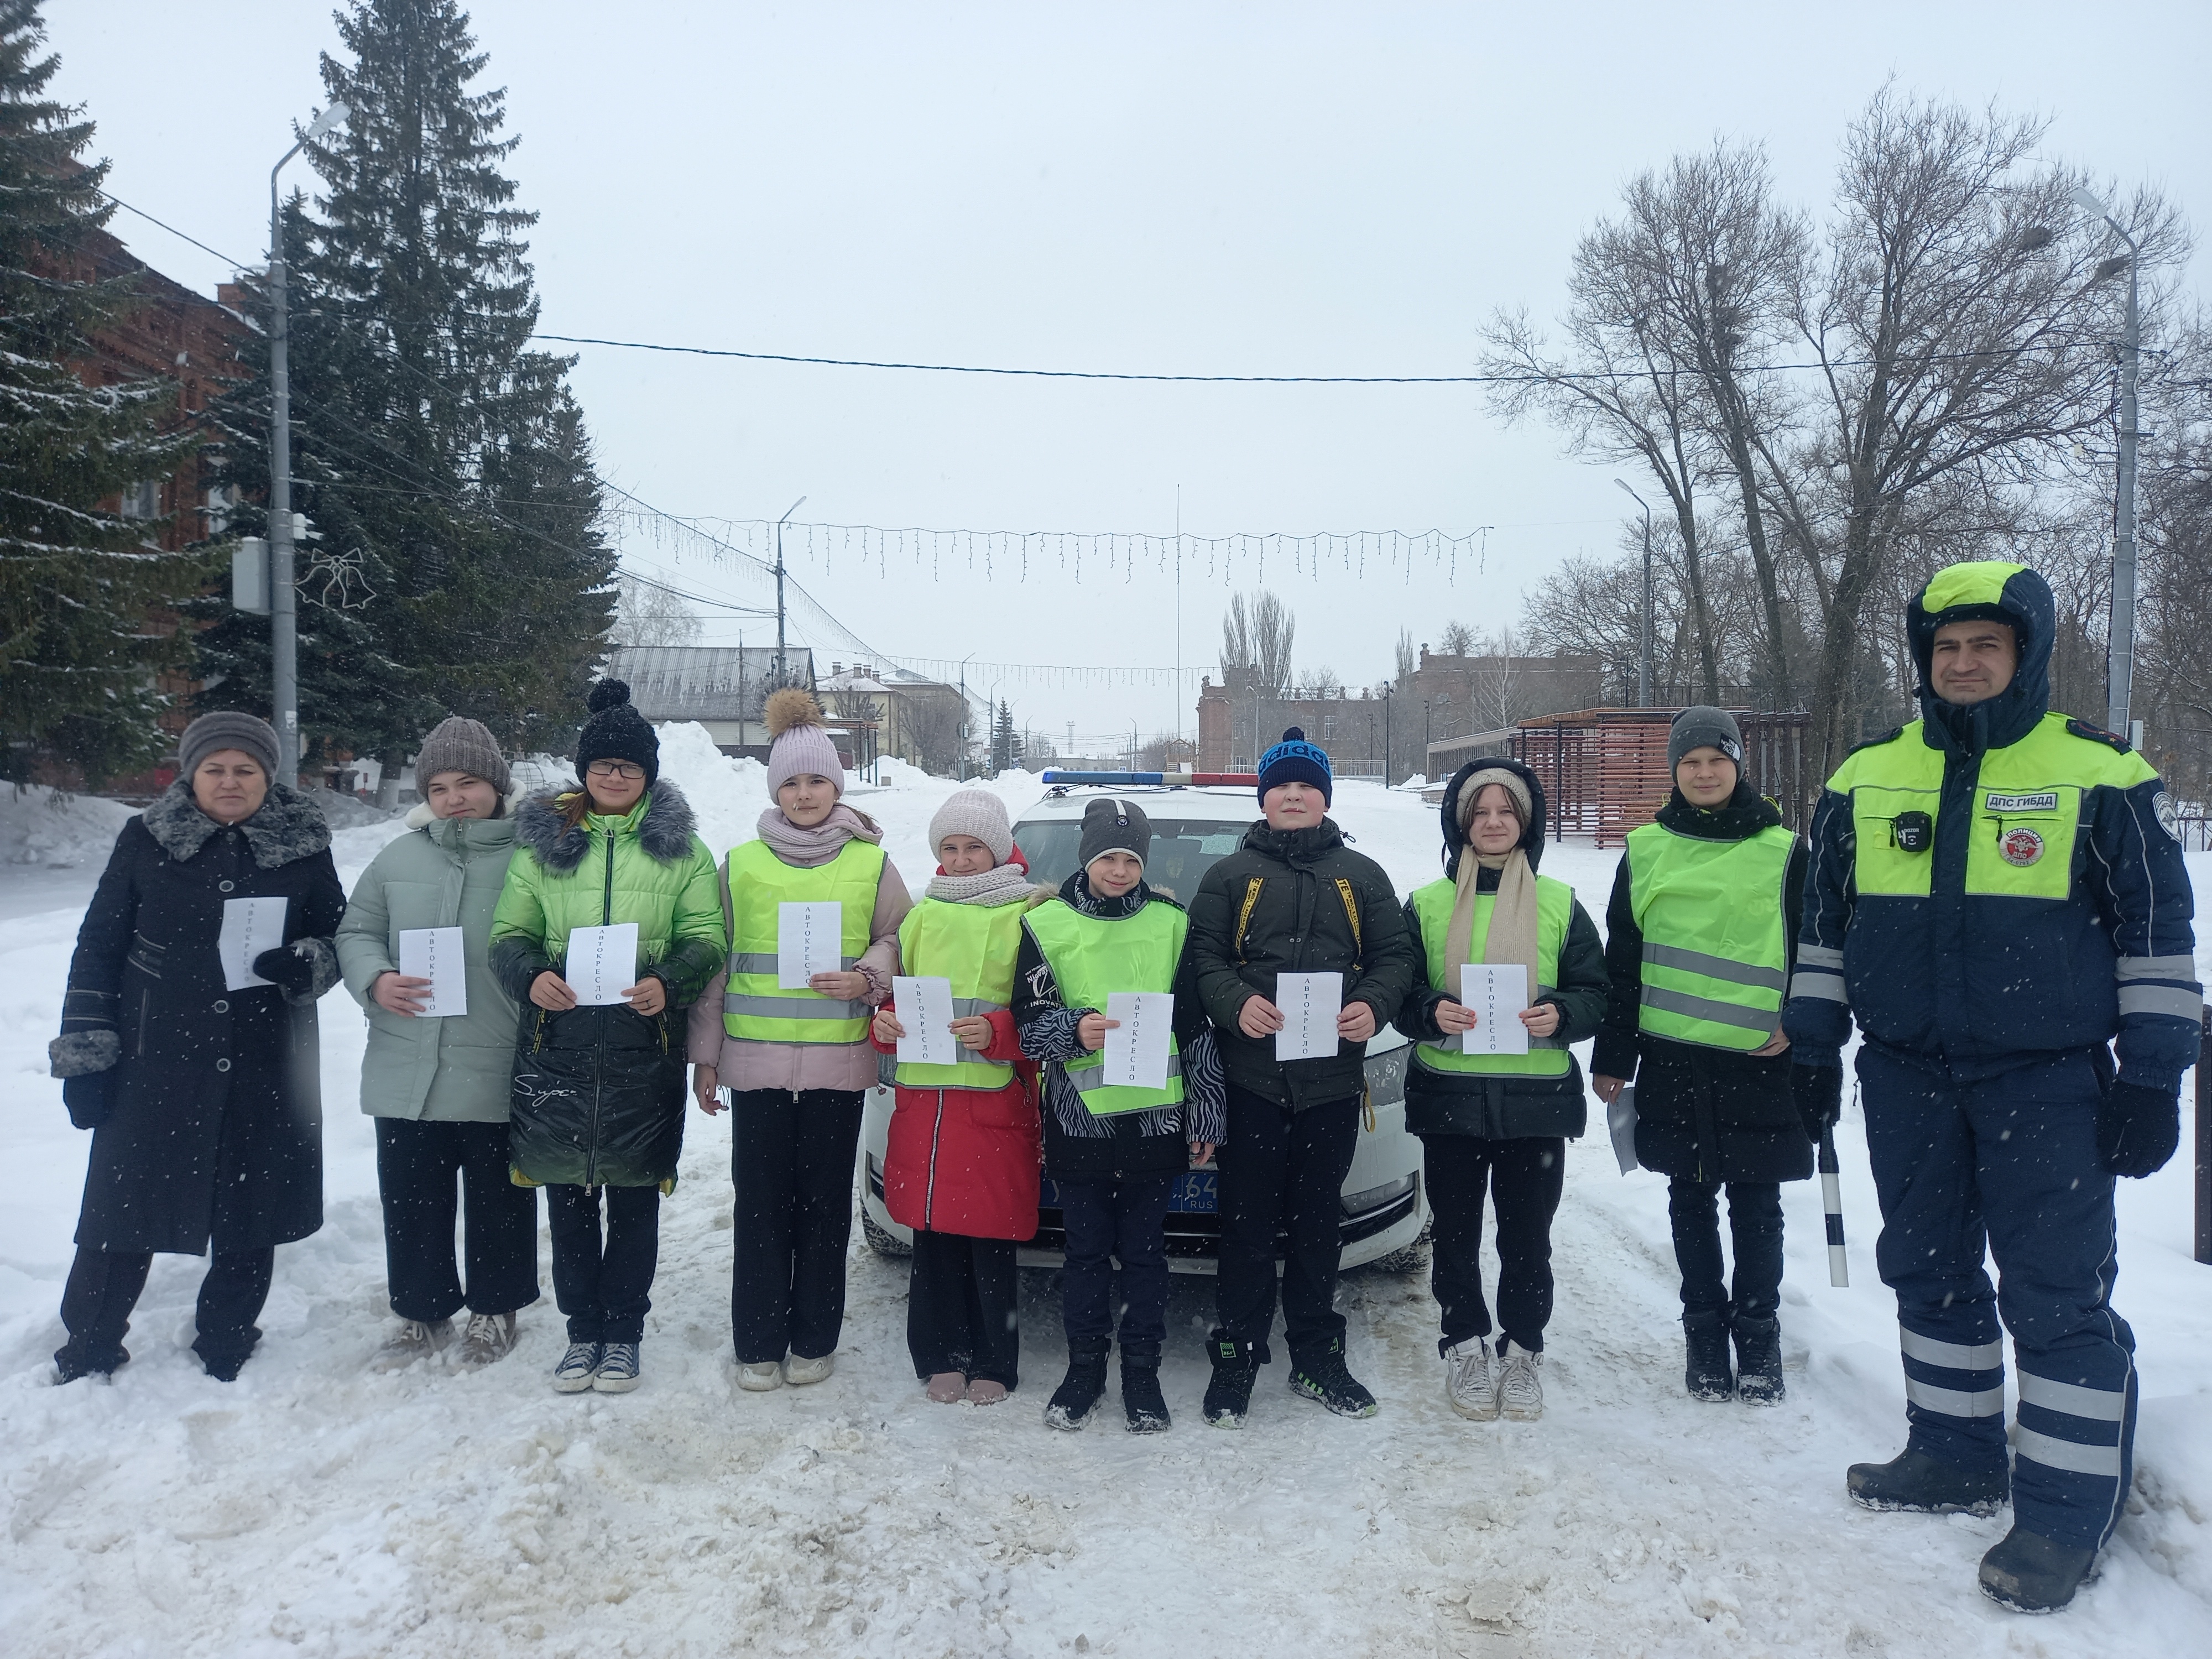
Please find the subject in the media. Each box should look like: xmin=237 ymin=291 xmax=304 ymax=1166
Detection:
xmin=45 ymin=712 xmax=346 ymax=1381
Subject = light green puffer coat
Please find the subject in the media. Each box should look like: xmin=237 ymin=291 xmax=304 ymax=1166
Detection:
xmin=337 ymin=801 xmax=523 ymax=1123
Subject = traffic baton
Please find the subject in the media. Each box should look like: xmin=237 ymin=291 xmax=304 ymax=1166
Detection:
xmin=1819 ymin=1128 xmax=1849 ymax=1287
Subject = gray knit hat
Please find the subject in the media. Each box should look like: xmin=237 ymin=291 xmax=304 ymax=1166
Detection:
xmin=930 ymin=788 xmax=1013 ymax=865
xmin=414 ymin=716 xmax=512 ymax=797
xmin=1668 ymin=706 xmax=1745 ymax=770
xmin=178 ymin=711 xmax=280 ymax=782
xmin=1078 ymin=797 xmax=1151 ymax=872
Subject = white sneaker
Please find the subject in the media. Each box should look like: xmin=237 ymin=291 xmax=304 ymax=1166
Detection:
xmin=455 ymin=1311 xmax=518 ymax=1369
xmin=1444 ymin=1338 xmax=1499 ymax=1421
xmin=1496 ymin=1340 xmax=1544 ymax=1421
xmin=784 ymin=1351 xmax=835 ymax=1386
xmin=737 ymin=1360 xmax=784 ymax=1392
xmin=371 ymin=1317 xmax=452 ymax=1373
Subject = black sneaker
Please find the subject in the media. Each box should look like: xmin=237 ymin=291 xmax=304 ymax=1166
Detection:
xmin=1683 ymin=1310 xmax=1733 ymax=1402
xmin=1288 ymin=1340 xmax=1378 ymax=1420
xmin=1121 ymin=1355 xmax=1171 ymax=1433
xmin=1978 ymin=1525 xmax=2099 ymax=1613
xmin=1733 ymin=1316 xmax=1785 ymax=1406
xmin=1203 ymin=1338 xmax=1258 ymax=1430
xmin=1043 ymin=1338 xmax=1109 ymax=1432
xmin=1847 ymin=1447 xmax=2008 ymax=1516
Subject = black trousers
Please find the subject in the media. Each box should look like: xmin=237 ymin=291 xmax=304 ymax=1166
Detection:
xmin=546 ymin=1183 xmax=660 ymax=1344
xmin=729 ymin=1087 xmax=864 ymax=1365
xmin=1668 ymin=1176 xmax=1783 ymax=1322
xmin=1421 ymin=1131 xmax=1565 ymax=1355
xmin=1058 ymin=1172 xmax=1176 ymax=1358
xmin=57 ymin=1244 xmax=274 ymax=1373
xmin=1212 ymin=1087 xmax=1360 ymax=1365
xmin=374 ymin=1118 xmax=539 ymax=1323
xmin=907 ymin=1230 xmax=1021 ymax=1386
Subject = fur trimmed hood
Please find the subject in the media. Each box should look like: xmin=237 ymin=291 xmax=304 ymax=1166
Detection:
xmin=141 ymin=778 xmax=333 ymax=868
xmin=514 ymin=777 xmax=700 ymax=873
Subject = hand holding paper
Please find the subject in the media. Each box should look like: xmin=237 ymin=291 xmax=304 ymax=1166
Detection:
xmin=891 ymin=975 xmax=958 ymax=1066
xmin=218 ymin=896 xmax=289 ymax=991
xmin=1274 ymin=972 xmax=1343 ymax=1061
xmin=1459 ymin=964 xmax=1530 ymax=1056
xmin=397 ymin=926 xmax=468 ymax=1018
xmin=566 ymin=922 xmax=639 ymax=1008
xmin=779 ymin=902 xmax=843 ymax=988
xmin=1104 ymin=992 xmax=1175 ymax=1090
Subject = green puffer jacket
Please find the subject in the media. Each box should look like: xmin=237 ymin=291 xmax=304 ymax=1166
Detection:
xmin=336 ymin=801 xmax=521 ymax=1122
xmin=489 ymin=779 xmax=725 ymax=1187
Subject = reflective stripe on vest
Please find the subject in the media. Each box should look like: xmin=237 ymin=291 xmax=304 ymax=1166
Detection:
xmin=722 ymin=838 xmax=886 ymax=1045
xmin=1408 ymin=873 xmax=1573 ymax=1077
xmin=1021 ymin=899 xmax=1188 ymax=1115
xmin=893 ymin=896 xmax=1030 ymax=1090
xmin=1627 ymin=821 xmax=1796 ymax=1053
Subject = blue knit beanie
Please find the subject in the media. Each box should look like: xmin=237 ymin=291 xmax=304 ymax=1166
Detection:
xmin=1258 ymin=726 xmax=1332 ymax=806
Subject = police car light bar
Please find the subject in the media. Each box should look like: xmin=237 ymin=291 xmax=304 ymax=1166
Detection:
xmin=1039 ymin=770 xmax=1260 ymax=787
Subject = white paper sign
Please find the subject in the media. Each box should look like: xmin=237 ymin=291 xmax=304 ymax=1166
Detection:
xmin=1274 ymin=971 xmax=1344 ymax=1062
xmin=778 ymin=902 xmax=844 ymax=988
xmin=398 ymin=926 xmax=468 ymax=1018
xmin=1459 ymin=963 xmax=1530 ymax=1056
xmin=218 ymin=896 xmax=289 ymax=991
xmin=892 ymin=975 xmax=958 ymax=1066
xmin=1104 ymin=991 xmax=1176 ymax=1090
xmin=1608 ymin=1083 xmax=1639 ymax=1175
xmin=566 ymin=922 xmax=639 ymax=1008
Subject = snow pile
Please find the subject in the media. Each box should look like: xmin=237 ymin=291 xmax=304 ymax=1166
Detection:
xmin=0 ymin=784 xmax=137 ymax=868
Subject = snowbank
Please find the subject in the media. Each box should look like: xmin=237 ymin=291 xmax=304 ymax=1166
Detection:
xmin=0 ymin=784 xmax=137 ymax=869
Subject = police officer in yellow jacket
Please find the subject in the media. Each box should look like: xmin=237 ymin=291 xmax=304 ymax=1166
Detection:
xmin=1783 ymin=560 xmax=2200 ymax=1613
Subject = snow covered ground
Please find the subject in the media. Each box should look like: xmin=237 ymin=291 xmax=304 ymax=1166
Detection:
xmin=2 ymin=742 xmax=2208 ymax=1657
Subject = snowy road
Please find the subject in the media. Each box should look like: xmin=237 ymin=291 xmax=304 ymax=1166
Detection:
xmin=3 ymin=746 xmax=2208 ymax=1657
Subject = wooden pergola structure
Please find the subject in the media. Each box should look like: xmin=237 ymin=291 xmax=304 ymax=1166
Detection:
xmin=1505 ymin=708 xmax=1813 ymax=846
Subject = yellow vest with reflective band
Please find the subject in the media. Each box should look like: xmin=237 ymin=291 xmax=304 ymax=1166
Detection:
xmin=722 ymin=837 xmax=886 ymax=1045
xmin=893 ymin=896 xmax=1029 ymax=1090
xmin=1830 ymin=712 xmax=2154 ymax=903
xmin=1021 ymin=898 xmax=1187 ymax=1115
xmin=1409 ymin=874 xmax=1574 ymax=1077
xmin=1627 ymin=821 xmax=1796 ymax=1052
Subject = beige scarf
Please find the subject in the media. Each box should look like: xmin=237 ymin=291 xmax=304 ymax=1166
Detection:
xmin=1443 ymin=770 xmax=1542 ymax=1005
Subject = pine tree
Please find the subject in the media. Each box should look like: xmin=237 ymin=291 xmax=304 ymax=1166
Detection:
xmin=0 ymin=0 xmax=208 ymax=785
xmin=989 ymin=700 xmax=1021 ymax=773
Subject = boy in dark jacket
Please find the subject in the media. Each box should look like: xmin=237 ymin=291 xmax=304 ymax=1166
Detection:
xmin=1185 ymin=728 xmax=1419 ymax=1426
xmin=1395 ymin=758 xmax=1607 ymax=1422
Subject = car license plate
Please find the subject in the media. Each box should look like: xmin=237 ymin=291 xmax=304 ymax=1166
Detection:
xmin=1038 ymin=1171 xmax=1218 ymax=1214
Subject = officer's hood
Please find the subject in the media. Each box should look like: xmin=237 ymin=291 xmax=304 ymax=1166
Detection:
xmin=1439 ymin=755 xmax=1548 ymax=880
xmin=1906 ymin=560 xmax=2053 ymax=752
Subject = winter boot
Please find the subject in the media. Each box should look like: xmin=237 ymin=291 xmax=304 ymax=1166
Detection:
xmin=1847 ymin=1447 xmax=2008 ymax=1517
xmin=553 ymin=1340 xmax=603 ymax=1394
xmin=1495 ymin=1340 xmax=1544 ymax=1421
xmin=371 ymin=1317 xmax=453 ymax=1374
xmin=1978 ymin=1525 xmax=2099 ymax=1614
xmin=592 ymin=1342 xmax=641 ymax=1393
xmin=1444 ymin=1338 xmax=1499 ymax=1421
xmin=1732 ymin=1315 xmax=1785 ymax=1406
xmin=1683 ymin=1310 xmax=1734 ymax=1402
xmin=1121 ymin=1348 xmax=1171 ymax=1433
xmin=1288 ymin=1338 xmax=1379 ymax=1420
xmin=455 ymin=1312 xmax=518 ymax=1370
xmin=53 ymin=1343 xmax=128 ymax=1385
xmin=1203 ymin=1337 xmax=1259 ymax=1430
xmin=1044 ymin=1338 xmax=1110 ymax=1431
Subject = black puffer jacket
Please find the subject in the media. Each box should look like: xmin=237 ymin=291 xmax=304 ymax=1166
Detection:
xmin=1396 ymin=758 xmax=1608 ymax=1141
xmin=1592 ymin=782 xmax=1813 ymax=1185
xmin=1185 ymin=817 xmax=1418 ymax=1109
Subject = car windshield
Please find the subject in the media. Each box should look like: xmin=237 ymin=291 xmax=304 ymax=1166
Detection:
xmin=1014 ymin=812 xmax=1253 ymax=903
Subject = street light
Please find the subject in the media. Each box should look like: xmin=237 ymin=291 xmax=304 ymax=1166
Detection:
xmin=1614 ymin=478 xmax=1655 ymax=708
xmin=2074 ymin=186 xmax=2142 ymax=742
xmin=267 ymin=100 xmax=349 ymax=784
xmin=956 ymin=653 xmax=977 ymax=780
xmin=773 ymin=495 xmax=806 ymax=690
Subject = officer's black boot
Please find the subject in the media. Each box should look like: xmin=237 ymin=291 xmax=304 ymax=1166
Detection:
xmin=1120 ymin=1343 xmax=1171 ymax=1434
xmin=1733 ymin=1315 xmax=1785 ymax=1406
xmin=1978 ymin=1525 xmax=2099 ymax=1613
xmin=1846 ymin=1447 xmax=2008 ymax=1516
xmin=1683 ymin=1308 xmax=1734 ymax=1402
xmin=1203 ymin=1336 xmax=1259 ymax=1430
xmin=1042 ymin=1338 xmax=1110 ymax=1432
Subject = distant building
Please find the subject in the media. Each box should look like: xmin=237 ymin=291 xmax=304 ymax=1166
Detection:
xmin=604 ymin=645 xmax=818 ymax=759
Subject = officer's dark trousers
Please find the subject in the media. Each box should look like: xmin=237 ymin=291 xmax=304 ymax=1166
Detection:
xmin=728 ymin=1087 xmax=864 ymax=1365
xmin=374 ymin=1118 xmax=540 ymax=1323
xmin=1859 ymin=1044 xmax=2136 ymax=1552
xmin=1212 ymin=1086 xmax=1360 ymax=1366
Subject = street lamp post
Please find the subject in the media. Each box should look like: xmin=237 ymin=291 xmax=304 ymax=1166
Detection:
xmin=957 ymin=653 xmax=976 ymax=781
xmin=267 ymin=101 xmax=349 ymax=784
xmin=1615 ymin=478 xmax=1654 ymax=709
xmin=2074 ymin=188 xmax=2142 ymax=742
xmin=773 ymin=495 xmax=806 ymax=690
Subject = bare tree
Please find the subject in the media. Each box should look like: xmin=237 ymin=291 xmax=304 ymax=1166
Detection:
xmin=1436 ymin=620 xmax=1478 ymax=656
xmin=609 ymin=574 xmax=702 ymax=648
xmin=1219 ymin=589 xmax=1295 ymax=697
xmin=1301 ymin=665 xmax=1344 ymax=699
xmin=1394 ymin=627 xmax=1418 ymax=685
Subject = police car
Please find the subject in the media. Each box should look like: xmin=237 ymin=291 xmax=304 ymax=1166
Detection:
xmin=858 ymin=770 xmax=1430 ymax=1274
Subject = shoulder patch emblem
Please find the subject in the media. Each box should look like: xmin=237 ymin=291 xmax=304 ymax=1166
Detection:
xmin=2154 ymin=791 xmax=2183 ymax=844
xmin=2064 ymin=717 xmax=2131 ymax=753
xmin=1999 ymin=826 xmax=2045 ymax=868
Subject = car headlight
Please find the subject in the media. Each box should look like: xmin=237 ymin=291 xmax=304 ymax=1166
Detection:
xmin=1342 ymin=1173 xmax=1415 ymax=1215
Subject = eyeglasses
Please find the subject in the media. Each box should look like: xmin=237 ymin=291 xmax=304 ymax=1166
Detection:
xmin=585 ymin=761 xmax=645 ymax=780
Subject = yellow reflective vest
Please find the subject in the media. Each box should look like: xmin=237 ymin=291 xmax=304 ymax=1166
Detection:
xmin=721 ymin=838 xmax=885 ymax=1045
xmin=1021 ymin=898 xmax=1187 ymax=1115
xmin=1626 ymin=821 xmax=1797 ymax=1053
xmin=1408 ymin=874 xmax=1574 ymax=1077
xmin=892 ymin=896 xmax=1030 ymax=1090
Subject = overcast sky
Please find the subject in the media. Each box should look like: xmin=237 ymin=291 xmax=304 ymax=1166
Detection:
xmin=43 ymin=1 xmax=2212 ymax=752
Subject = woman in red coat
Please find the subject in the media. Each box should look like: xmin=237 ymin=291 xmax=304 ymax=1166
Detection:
xmin=870 ymin=790 xmax=1048 ymax=1404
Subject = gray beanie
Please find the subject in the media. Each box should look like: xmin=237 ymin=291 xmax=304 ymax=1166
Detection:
xmin=930 ymin=788 xmax=1014 ymax=865
xmin=1668 ymin=706 xmax=1745 ymax=770
xmin=178 ymin=711 xmax=280 ymax=782
xmin=1078 ymin=797 xmax=1151 ymax=872
xmin=413 ymin=716 xmax=512 ymax=797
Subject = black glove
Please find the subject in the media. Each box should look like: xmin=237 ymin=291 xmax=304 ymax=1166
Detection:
xmin=1792 ymin=1065 xmax=1843 ymax=1144
xmin=2097 ymin=1081 xmax=2180 ymax=1178
xmin=253 ymin=944 xmax=318 ymax=997
xmin=62 ymin=1071 xmax=113 ymax=1130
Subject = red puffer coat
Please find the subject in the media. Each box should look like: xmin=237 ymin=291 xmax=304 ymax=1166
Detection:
xmin=873 ymin=1011 xmax=1041 ymax=1239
